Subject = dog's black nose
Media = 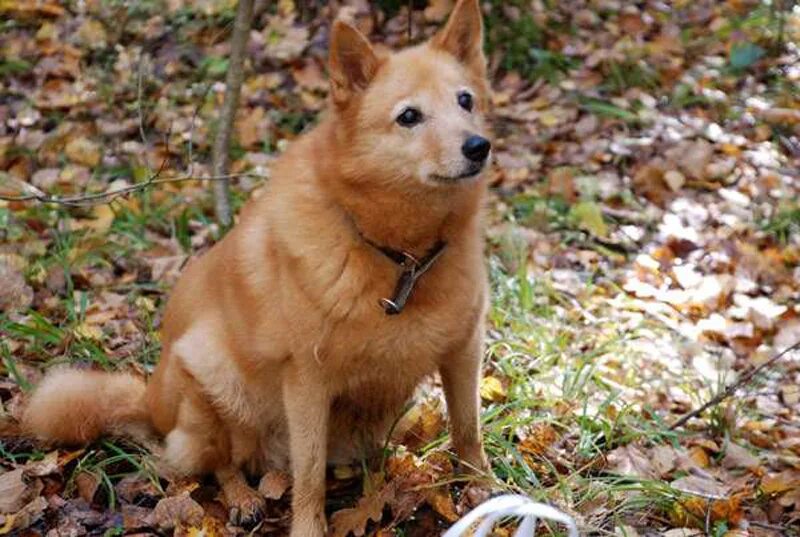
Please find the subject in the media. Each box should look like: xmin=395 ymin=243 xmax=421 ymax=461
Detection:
xmin=461 ymin=135 xmax=491 ymax=162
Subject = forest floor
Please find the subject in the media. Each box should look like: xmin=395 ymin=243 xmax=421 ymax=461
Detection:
xmin=1 ymin=1 xmax=799 ymax=536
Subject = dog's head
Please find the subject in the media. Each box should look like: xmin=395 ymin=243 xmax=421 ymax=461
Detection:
xmin=328 ymin=0 xmax=491 ymax=190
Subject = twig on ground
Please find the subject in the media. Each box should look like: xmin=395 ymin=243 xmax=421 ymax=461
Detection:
xmin=670 ymin=339 xmax=800 ymax=430
xmin=210 ymin=0 xmax=254 ymax=228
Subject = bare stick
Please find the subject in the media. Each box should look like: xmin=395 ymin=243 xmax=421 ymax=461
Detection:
xmin=0 ymin=171 xmax=267 ymax=207
xmin=210 ymin=0 xmax=254 ymax=227
xmin=407 ymin=0 xmax=413 ymax=42
xmin=670 ymin=340 xmax=800 ymax=430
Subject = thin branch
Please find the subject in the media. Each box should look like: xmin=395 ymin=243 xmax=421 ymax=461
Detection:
xmin=211 ymin=0 xmax=254 ymax=228
xmin=669 ymin=339 xmax=800 ymax=430
xmin=136 ymin=49 xmax=153 ymax=175
xmin=407 ymin=0 xmax=413 ymax=43
xmin=0 ymin=171 xmax=267 ymax=207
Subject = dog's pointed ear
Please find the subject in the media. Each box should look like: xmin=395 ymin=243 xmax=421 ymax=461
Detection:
xmin=431 ymin=0 xmax=485 ymax=76
xmin=329 ymin=20 xmax=380 ymax=105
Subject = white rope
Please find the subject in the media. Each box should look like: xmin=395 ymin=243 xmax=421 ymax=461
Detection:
xmin=442 ymin=494 xmax=579 ymax=537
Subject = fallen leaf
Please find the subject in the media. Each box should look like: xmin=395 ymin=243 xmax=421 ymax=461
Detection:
xmin=391 ymin=402 xmax=446 ymax=452
xmin=74 ymin=18 xmax=107 ymax=49
xmin=519 ymin=423 xmax=558 ymax=456
xmin=183 ymin=516 xmax=227 ymax=537
xmin=329 ymin=484 xmax=392 ymax=537
xmin=0 ymin=497 xmax=47 ymax=534
xmin=546 ymin=167 xmax=578 ymax=203
xmin=64 ymin=137 xmax=101 ymax=167
xmin=664 ymin=170 xmax=686 ymax=191
xmin=151 ymin=493 xmax=205 ymax=530
xmin=761 ymin=471 xmax=800 ymax=495
xmin=69 ymin=204 xmax=115 ymax=233
xmin=607 ymin=445 xmax=657 ymax=479
xmin=75 ymin=471 xmax=99 ymax=503
xmin=0 ymin=261 xmax=33 ymax=313
xmin=570 ymin=201 xmax=608 ymax=237
xmin=424 ymin=487 xmax=459 ymax=523
xmin=666 ymin=139 xmax=714 ymax=180
xmin=0 ymin=470 xmax=30 ymax=514
xmin=479 ymin=376 xmax=506 ymax=402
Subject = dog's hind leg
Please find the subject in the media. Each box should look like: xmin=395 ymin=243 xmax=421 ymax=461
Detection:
xmin=163 ymin=395 xmax=265 ymax=526
xmin=217 ymin=428 xmax=266 ymax=526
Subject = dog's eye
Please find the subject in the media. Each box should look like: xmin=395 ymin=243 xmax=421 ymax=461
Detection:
xmin=457 ymin=91 xmax=473 ymax=112
xmin=396 ymin=107 xmax=423 ymax=127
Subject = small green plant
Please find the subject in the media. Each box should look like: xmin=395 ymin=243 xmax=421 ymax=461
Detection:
xmin=0 ymin=58 xmax=33 ymax=77
xmin=602 ymin=59 xmax=657 ymax=94
xmin=484 ymin=0 xmax=576 ymax=82
xmin=763 ymin=203 xmax=800 ymax=243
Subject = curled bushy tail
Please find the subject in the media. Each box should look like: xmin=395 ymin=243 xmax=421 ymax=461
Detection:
xmin=23 ymin=368 xmax=151 ymax=445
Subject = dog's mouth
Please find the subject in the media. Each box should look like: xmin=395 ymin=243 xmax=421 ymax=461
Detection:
xmin=429 ymin=164 xmax=485 ymax=183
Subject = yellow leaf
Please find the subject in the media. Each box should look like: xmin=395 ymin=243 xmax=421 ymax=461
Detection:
xmin=425 ymin=488 xmax=459 ymax=522
xmin=0 ymin=513 xmax=16 ymax=535
xmin=761 ymin=471 xmax=800 ymax=494
xmin=70 ymin=205 xmax=115 ymax=233
xmin=74 ymin=322 xmax=103 ymax=341
xmin=184 ymin=517 xmax=226 ymax=537
xmin=569 ymin=201 xmax=608 ymax=238
xmin=135 ymin=296 xmax=156 ymax=313
xmin=539 ymin=110 xmax=560 ymax=127
xmin=480 ymin=376 xmax=506 ymax=402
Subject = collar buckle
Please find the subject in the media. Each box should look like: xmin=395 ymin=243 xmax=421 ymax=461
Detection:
xmin=364 ymin=239 xmax=447 ymax=315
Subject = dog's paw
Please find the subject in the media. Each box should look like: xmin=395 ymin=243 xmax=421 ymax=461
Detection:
xmin=454 ymin=450 xmax=491 ymax=477
xmin=226 ymin=487 xmax=267 ymax=528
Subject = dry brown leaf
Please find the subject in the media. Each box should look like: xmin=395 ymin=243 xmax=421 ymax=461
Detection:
xmin=607 ymin=444 xmax=657 ymax=479
xmin=329 ymin=484 xmax=393 ymax=537
xmin=64 ymin=137 xmax=101 ymax=167
xmin=755 ymin=108 xmax=800 ymax=125
xmin=666 ymin=139 xmax=714 ymax=180
xmin=721 ymin=443 xmax=760 ymax=471
xmin=181 ymin=516 xmax=228 ymax=537
xmin=236 ymin=107 xmax=268 ymax=149
xmin=69 ymin=204 xmax=115 ymax=233
xmin=760 ymin=471 xmax=800 ymax=495
xmin=116 ymin=474 xmax=162 ymax=503
xmin=546 ymin=167 xmax=578 ymax=203
xmin=0 ymin=496 xmax=47 ymax=534
xmin=0 ymin=261 xmax=33 ymax=313
xmin=0 ymin=470 xmax=30 ymax=514
xmin=151 ymin=493 xmax=205 ymax=530
xmin=391 ymin=402 xmax=446 ymax=452
xmin=633 ymin=160 xmax=671 ymax=206
xmin=519 ymin=423 xmax=558 ymax=457
xmin=423 ymin=487 xmax=459 ymax=523
xmin=75 ymin=471 xmax=100 ymax=503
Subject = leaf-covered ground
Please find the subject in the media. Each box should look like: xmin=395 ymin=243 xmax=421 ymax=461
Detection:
xmin=1 ymin=1 xmax=800 ymax=536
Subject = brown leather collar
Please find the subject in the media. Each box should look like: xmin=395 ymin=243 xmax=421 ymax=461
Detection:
xmin=362 ymin=236 xmax=447 ymax=315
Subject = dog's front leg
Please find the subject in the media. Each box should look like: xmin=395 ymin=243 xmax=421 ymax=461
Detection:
xmin=283 ymin=365 xmax=329 ymax=537
xmin=440 ymin=329 xmax=489 ymax=474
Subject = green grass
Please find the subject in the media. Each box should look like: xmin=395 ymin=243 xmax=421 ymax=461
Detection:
xmin=763 ymin=203 xmax=800 ymax=244
xmin=484 ymin=0 xmax=577 ymax=83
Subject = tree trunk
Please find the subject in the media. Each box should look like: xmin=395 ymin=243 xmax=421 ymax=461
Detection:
xmin=211 ymin=0 xmax=254 ymax=228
